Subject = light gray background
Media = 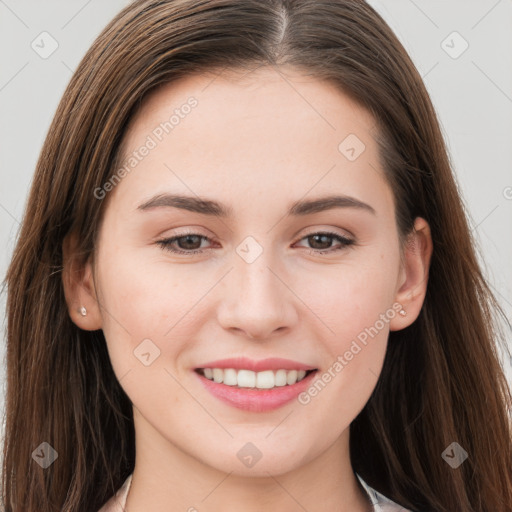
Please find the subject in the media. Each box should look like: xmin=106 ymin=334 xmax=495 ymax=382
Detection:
xmin=1 ymin=0 xmax=511 ymax=433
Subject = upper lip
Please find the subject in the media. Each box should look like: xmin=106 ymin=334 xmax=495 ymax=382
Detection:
xmin=195 ymin=357 xmax=317 ymax=372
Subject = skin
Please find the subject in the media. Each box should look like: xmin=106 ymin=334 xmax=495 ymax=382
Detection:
xmin=63 ymin=65 xmax=432 ymax=511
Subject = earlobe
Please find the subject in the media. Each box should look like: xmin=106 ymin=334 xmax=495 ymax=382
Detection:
xmin=61 ymin=233 xmax=103 ymax=331
xmin=389 ymin=217 xmax=433 ymax=331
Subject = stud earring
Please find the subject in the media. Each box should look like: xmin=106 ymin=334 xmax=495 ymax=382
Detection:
xmin=79 ymin=306 xmax=87 ymax=317
xmin=399 ymin=309 xmax=407 ymax=317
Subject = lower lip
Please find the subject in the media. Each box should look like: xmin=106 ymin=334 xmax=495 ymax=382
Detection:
xmin=194 ymin=370 xmax=317 ymax=412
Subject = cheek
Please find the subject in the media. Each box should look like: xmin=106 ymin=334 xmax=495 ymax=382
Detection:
xmin=94 ymin=253 xmax=193 ymax=414
xmin=93 ymin=245 xmax=180 ymax=375
xmin=299 ymin=249 xmax=399 ymax=407
xmin=96 ymin=243 xmax=196 ymax=334
xmin=305 ymin=251 xmax=399 ymax=350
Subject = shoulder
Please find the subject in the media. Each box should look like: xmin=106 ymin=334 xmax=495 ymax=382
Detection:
xmin=355 ymin=472 xmax=413 ymax=512
xmin=97 ymin=474 xmax=132 ymax=512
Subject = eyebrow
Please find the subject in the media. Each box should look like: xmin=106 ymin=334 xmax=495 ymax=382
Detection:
xmin=136 ymin=193 xmax=376 ymax=217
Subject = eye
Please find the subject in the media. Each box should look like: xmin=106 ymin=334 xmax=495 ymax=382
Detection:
xmin=156 ymin=232 xmax=212 ymax=254
xmin=293 ymin=231 xmax=355 ymax=253
xmin=156 ymin=230 xmax=355 ymax=255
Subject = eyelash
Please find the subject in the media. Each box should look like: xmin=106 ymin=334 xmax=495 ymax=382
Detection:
xmin=156 ymin=230 xmax=355 ymax=255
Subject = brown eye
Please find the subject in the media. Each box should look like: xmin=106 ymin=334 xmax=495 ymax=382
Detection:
xmin=174 ymin=234 xmax=204 ymax=251
xmin=156 ymin=230 xmax=354 ymax=256
xmin=295 ymin=231 xmax=354 ymax=253
xmin=156 ymin=233 xmax=211 ymax=254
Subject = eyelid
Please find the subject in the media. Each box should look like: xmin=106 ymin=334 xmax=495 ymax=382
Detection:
xmin=295 ymin=224 xmax=355 ymax=240
xmin=293 ymin=230 xmax=354 ymax=250
xmin=162 ymin=226 xmax=353 ymax=241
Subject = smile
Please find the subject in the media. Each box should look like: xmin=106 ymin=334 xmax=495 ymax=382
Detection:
xmin=193 ymin=357 xmax=319 ymax=412
xmin=196 ymin=367 xmax=314 ymax=389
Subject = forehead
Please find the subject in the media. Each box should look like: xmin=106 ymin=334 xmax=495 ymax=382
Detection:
xmin=108 ymin=65 xmax=392 ymax=220
xmin=122 ymin=64 xmax=378 ymax=155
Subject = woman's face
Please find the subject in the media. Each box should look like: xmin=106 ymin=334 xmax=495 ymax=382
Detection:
xmin=83 ymin=65 xmax=426 ymax=476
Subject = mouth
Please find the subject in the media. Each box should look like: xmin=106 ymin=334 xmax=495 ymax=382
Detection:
xmin=194 ymin=367 xmax=317 ymax=390
xmin=193 ymin=364 xmax=319 ymax=412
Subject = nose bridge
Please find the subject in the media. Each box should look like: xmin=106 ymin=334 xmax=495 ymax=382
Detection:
xmin=234 ymin=237 xmax=284 ymax=309
xmin=217 ymin=236 xmax=296 ymax=339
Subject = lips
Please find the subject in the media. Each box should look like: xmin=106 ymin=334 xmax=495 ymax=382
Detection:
xmin=193 ymin=357 xmax=318 ymax=412
xmin=195 ymin=357 xmax=317 ymax=372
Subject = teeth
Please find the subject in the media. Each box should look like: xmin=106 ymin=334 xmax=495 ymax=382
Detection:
xmin=223 ymin=368 xmax=238 ymax=386
xmin=275 ymin=369 xmax=287 ymax=386
xmin=256 ymin=370 xmax=274 ymax=389
xmin=237 ymin=369 xmax=256 ymax=388
xmin=286 ymin=370 xmax=297 ymax=385
xmin=199 ymin=368 xmax=311 ymax=388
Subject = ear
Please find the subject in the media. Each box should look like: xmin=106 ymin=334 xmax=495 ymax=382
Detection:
xmin=389 ymin=217 xmax=433 ymax=331
xmin=62 ymin=232 xmax=103 ymax=331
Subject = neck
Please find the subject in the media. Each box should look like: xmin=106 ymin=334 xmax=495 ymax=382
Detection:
xmin=125 ymin=411 xmax=373 ymax=512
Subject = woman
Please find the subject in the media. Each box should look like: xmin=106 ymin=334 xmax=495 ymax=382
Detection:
xmin=3 ymin=1 xmax=511 ymax=511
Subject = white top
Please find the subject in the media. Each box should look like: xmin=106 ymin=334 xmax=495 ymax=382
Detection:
xmin=355 ymin=473 xmax=411 ymax=511
xmin=98 ymin=472 xmax=411 ymax=511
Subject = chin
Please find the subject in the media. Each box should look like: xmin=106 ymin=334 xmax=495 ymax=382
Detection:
xmin=196 ymin=441 xmax=311 ymax=478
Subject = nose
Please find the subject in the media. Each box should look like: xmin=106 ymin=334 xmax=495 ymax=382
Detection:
xmin=216 ymin=249 xmax=298 ymax=341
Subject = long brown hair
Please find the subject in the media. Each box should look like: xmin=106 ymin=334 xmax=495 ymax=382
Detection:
xmin=3 ymin=1 xmax=511 ymax=510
